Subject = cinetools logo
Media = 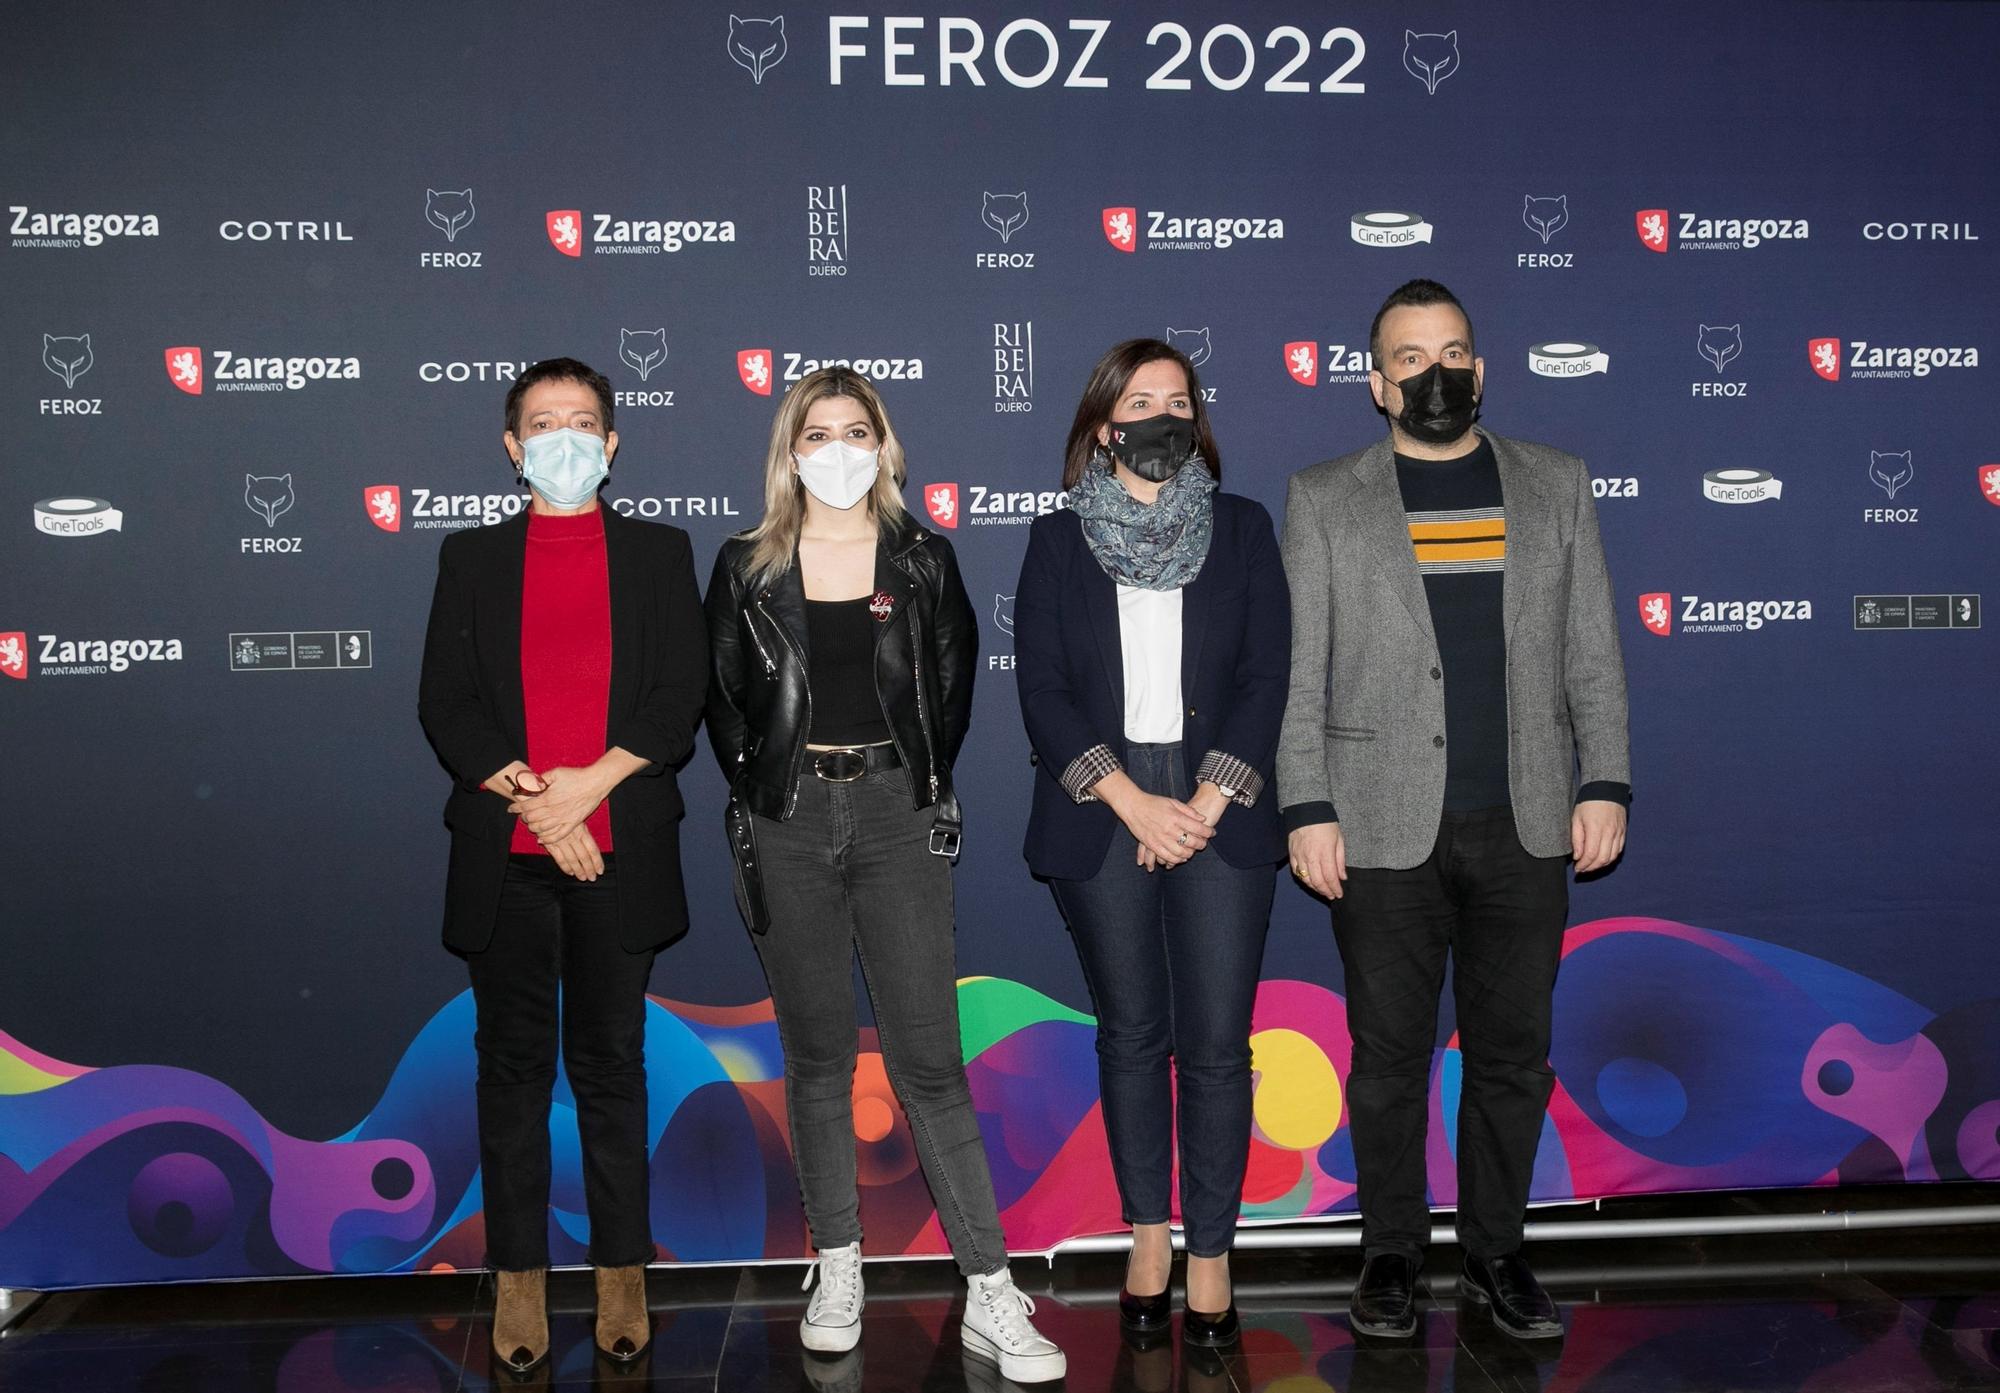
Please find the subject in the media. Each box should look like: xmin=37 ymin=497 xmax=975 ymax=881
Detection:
xmin=727 ymin=15 xmax=787 ymax=84
xmin=1350 ymin=210 xmax=1433 ymax=247
xmin=1528 ymin=342 xmax=1609 ymax=377
xmin=33 ymin=496 xmax=123 ymax=537
xmin=365 ymin=485 xmax=401 ymax=532
xmin=1701 ymin=469 xmax=1781 ymax=504
xmin=1402 ymin=30 xmax=1459 ymax=94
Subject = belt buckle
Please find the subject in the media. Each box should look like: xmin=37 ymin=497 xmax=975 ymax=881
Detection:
xmin=928 ymin=826 xmax=961 ymax=857
xmin=814 ymin=749 xmax=867 ymax=783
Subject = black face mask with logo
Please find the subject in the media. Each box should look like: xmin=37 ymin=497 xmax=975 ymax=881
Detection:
xmin=1106 ymin=412 xmax=1198 ymax=483
xmin=1388 ymin=363 xmax=1481 ymax=445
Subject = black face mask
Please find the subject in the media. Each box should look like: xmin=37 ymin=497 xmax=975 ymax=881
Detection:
xmin=1387 ymin=363 xmax=1480 ymax=445
xmin=1106 ymin=412 xmax=1198 ymax=483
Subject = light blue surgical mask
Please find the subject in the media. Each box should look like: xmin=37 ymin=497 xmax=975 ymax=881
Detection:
xmin=518 ymin=428 xmax=609 ymax=507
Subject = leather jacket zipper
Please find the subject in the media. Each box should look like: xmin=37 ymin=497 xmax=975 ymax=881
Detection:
xmin=755 ymin=593 xmax=811 ymax=818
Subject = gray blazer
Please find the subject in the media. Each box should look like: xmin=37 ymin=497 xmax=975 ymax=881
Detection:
xmin=1276 ymin=429 xmax=1630 ymax=869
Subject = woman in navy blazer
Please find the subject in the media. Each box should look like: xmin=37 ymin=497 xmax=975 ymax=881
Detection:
xmin=1014 ymin=339 xmax=1289 ymax=1346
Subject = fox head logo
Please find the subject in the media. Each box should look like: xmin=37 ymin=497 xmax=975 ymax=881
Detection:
xmin=1523 ymin=195 xmax=1568 ymax=245
xmin=1697 ymin=324 xmax=1743 ymax=375
xmin=1636 ymin=209 xmax=1670 ymax=253
xmin=244 ymin=474 xmax=295 ymax=527
xmin=727 ymin=15 xmax=787 ymax=84
xmin=43 ymin=334 xmax=93 ymax=389
xmin=425 ymin=188 xmax=474 ymax=242
xmin=546 ymin=210 xmax=582 ymax=257
xmin=981 ymin=192 xmax=1029 ymax=244
xmin=1639 ymin=593 xmax=1673 ymax=636
xmin=1808 ymin=337 xmax=1841 ymax=381
xmin=1869 ymin=450 xmax=1913 ymax=500
xmin=1102 ymin=207 xmax=1137 ymax=253
xmin=1284 ymin=341 xmax=1318 ymax=387
xmin=365 ymin=484 xmax=401 ymax=532
xmin=0 ymin=632 xmax=27 ymax=679
xmin=1980 ymin=463 xmax=2000 ymax=507
xmin=165 ymin=346 xmax=203 ymax=394
xmin=1403 ymin=30 xmax=1460 ymax=95
xmin=993 ymin=594 xmax=1015 ymax=637
xmin=737 ymin=348 xmax=773 ymax=395
xmin=925 ymin=482 xmax=959 ymax=529
xmin=1165 ymin=326 xmax=1211 ymax=368
xmin=620 ymin=328 xmax=667 ymax=382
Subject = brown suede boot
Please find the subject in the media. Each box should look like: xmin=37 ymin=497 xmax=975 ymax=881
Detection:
xmin=594 ymin=1263 xmax=652 ymax=1361
xmin=492 ymin=1268 xmax=549 ymax=1373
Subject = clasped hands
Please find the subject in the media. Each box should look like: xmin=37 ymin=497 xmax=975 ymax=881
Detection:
xmin=1097 ymin=770 xmax=1230 ymax=873
xmin=491 ymin=761 xmax=611 ymax=881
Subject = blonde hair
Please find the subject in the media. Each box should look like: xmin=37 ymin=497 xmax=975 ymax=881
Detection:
xmin=741 ymin=367 xmax=910 ymax=586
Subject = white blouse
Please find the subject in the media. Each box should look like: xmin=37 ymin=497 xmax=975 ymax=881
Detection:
xmin=1116 ymin=584 xmax=1184 ymax=742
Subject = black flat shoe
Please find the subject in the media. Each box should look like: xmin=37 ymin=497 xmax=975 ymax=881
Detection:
xmin=1181 ymin=1301 xmax=1239 ymax=1347
xmin=1459 ymin=1252 xmax=1563 ymax=1340
xmin=1349 ymin=1251 xmax=1419 ymax=1339
xmin=1119 ymin=1285 xmax=1172 ymax=1331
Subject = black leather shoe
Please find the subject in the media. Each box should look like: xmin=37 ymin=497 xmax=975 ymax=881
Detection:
xmin=1181 ymin=1300 xmax=1239 ymax=1346
xmin=1119 ymin=1284 xmax=1172 ymax=1331
xmin=1459 ymin=1252 xmax=1563 ymax=1340
xmin=1349 ymin=1251 xmax=1419 ymax=1338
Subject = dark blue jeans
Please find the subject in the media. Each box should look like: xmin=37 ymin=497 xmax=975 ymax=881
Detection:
xmin=1048 ymin=742 xmax=1276 ymax=1257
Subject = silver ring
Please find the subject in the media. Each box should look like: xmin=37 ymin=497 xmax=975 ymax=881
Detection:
xmin=1177 ymin=832 xmax=1188 ymax=846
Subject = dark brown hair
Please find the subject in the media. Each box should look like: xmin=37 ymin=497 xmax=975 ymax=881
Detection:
xmin=504 ymin=357 xmax=616 ymax=438
xmin=1061 ymin=339 xmax=1223 ymax=490
xmin=1368 ymin=279 xmax=1476 ymax=365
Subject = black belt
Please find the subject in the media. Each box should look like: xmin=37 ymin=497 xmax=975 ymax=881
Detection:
xmin=810 ymin=742 xmax=901 ymax=783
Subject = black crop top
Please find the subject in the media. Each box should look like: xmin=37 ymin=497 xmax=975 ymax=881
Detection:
xmin=805 ymin=598 xmax=892 ymax=746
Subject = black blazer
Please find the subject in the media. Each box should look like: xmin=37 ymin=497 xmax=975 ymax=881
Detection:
xmin=417 ymin=507 xmax=709 ymax=953
xmin=1014 ymin=492 xmax=1291 ymax=881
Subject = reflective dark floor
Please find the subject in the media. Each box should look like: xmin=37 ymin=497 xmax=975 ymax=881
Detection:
xmin=3 ymin=1186 xmax=1996 ymax=1392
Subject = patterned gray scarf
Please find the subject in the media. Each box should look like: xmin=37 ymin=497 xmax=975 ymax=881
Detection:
xmin=1067 ymin=454 xmax=1216 ymax=590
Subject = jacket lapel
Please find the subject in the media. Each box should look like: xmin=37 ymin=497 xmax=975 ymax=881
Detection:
xmin=872 ymin=529 xmax=918 ymax=647
xmin=1490 ymin=432 xmax=1553 ymax=639
xmin=1353 ymin=441 xmax=1437 ymax=649
xmin=600 ymin=507 xmax=639 ymax=735
xmin=1179 ymin=533 xmax=1214 ymax=713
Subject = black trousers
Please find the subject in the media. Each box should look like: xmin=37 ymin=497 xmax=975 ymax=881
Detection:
xmin=466 ymin=854 xmax=657 ymax=1270
xmin=1334 ymin=807 xmax=1569 ymax=1261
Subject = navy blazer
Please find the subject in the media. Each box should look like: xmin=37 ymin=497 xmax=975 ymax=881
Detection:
xmin=417 ymin=507 xmax=709 ymax=954
xmin=1015 ymin=491 xmax=1291 ymax=880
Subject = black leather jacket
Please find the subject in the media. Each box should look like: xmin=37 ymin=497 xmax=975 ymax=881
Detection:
xmin=704 ymin=516 xmax=977 ymax=827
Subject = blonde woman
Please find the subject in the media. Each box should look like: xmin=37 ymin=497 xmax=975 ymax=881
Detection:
xmin=703 ymin=368 xmax=1064 ymax=1382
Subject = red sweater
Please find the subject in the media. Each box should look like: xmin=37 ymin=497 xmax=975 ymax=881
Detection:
xmin=511 ymin=509 xmax=614 ymax=855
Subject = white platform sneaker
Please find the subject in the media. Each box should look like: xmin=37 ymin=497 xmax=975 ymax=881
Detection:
xmin=800 ymin=1243 xmax=864 ymax=1353
xmin=962 ymin=1268 xmax=1066 ymax=1383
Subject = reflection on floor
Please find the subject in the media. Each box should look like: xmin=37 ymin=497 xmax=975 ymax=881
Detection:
xmin=2 ymin=1185 xmax=1996 ymax=1392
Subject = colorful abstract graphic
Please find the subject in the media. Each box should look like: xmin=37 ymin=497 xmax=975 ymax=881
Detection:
xmin=3 ymin=918 xmax=1995 ymax=1289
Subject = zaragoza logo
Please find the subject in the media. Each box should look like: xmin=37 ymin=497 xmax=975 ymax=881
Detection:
xmin=1638 ymin=592 xmax=1673 ymax=636
xmin=1980 ymin=463 xmax=2000 ymax=507
xmin=1636 ymin=209 xmax=1670 ymax=254
xmin=1102 ymin=206 xmax=1137 ymax=253
xmin=365 ymin=485 xmax=401 ymax=532
xmin=737 ymin=349 xmax=773 ymax=396
xmin=0 ymin=631 xmax=26 ymax=679
xmin=546 ymin=209 xmax=583 ymax=257
xmin=924 ymin=482 xmax=959 ymax=529
xmin=1284 ymin=341 xmax=1318 ymax=387
xmin=1809 ymin=337 xmax=1841 ymax=381
xmin=164 ymin=346 xmax=204 ymax=394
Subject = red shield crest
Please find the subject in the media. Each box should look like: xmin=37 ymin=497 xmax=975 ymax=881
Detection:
xmin=545 ymin=209 xmax=583 ymax=257
xmin=1979 ymin=463 xmax=2000 ymax=507
xmin=1101 ymin=206 xmax=1137 ymax=253
xmin=365 ymin=485 xmax=401 ymax=532
xmin=1638 ymin=592 xmax=1673 ymax=637
xmin=736 ymin=348 xmax=773 ymax=396
xmin=0 ymin=631 xmax=26 ymax=680
xmin=1808 ymin=337 xmax=1841 ymax=382
xmin=1284 ymin=340 xmax=1318 ymax=387
xmin=1634 ymin=209 xmax=1669 ymax=253
xmin=924 ymin=482 xmax=959 ymax=529
xmin=868 ymin=591 xmax=896 ymax=622
xmin=164 ymin=346 xmax=203 ymax=395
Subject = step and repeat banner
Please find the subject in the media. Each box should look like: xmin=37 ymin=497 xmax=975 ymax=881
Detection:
xmin=4 ymin=2 xmax=1997 ymax=1288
